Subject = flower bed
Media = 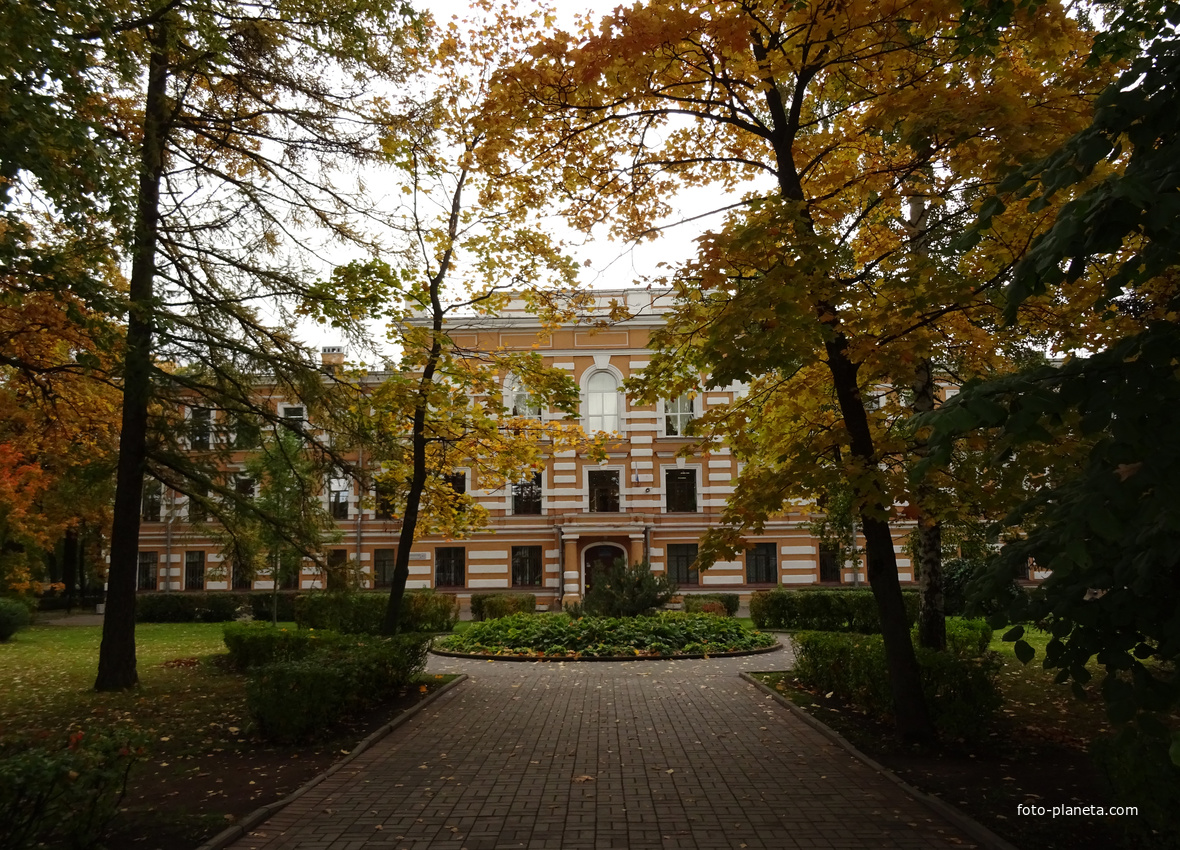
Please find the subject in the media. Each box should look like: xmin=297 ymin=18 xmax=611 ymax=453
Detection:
xmin=433 ymin=612 xmax=778 ymax=659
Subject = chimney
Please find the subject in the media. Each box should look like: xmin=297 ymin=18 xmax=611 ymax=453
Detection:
xmin=321 ymin=346 xmax=346 ymax=373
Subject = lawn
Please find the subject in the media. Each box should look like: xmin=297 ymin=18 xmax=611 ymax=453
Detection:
xmin=0 ymin=621 xmax=454 ymax=849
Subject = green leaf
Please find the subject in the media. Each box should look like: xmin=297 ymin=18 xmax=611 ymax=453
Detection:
xmin=1002 ymin=625 xmax=1025 ymax=642
xmin=1013 ymin=639 xmax=1035 ymax=664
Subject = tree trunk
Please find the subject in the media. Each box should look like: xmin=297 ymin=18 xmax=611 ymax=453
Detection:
xmin=910 ymin=357 xmax=946 ymax=650
xmin=825 ymin=335 xmax=935 ymax=744
xmin=95 ymin=23 xmax=170 ymax=691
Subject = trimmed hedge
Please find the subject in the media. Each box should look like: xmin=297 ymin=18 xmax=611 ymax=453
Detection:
xmin=249 ymin=592 xmax=298 ymax=623
xmin=791 ymin=630 xmax=1001 ymax=740
xmin=683 ymin=594 xmax=740 ymax=617
xmin=222 ymin=622 xmax=347 ymax=669
xmin=471 ymin=593 xmax=536 ymax=621
xmin=245 ymin=633 xmax=431 ymax=743
xmin=294 ymin=590 xmax=458 ymax=634
xmin=136 ymin=592 xmax=245 ymax=623
xmin=0 ymin=598 xmax=32 ymax=641
xmin=437 ymin=612 xmax=776 ymax=658
xmin=749 ymin=587 xmax=919 ymax=632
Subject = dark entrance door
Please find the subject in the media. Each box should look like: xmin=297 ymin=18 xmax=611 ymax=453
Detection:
xmin=584 ymin=544 xmax=623 ymax=593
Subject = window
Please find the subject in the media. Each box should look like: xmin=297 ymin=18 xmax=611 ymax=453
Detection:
xmin=137 ymin=552 xmax=158 ymax=591
xmin=819 ymin=546 xmax=842 ymax=583
xmin=142 ymin=480 xmax=162 ymax=522
xmin=374 ymin=548 xmax=396 ymax=588
xmin=282 ymin=405 xmax=305 ymax=424
xmin=445 ymin=472 xmax=466 ymax=495
xmin=235 ymin=476 xmax=255 ymax=499
xmin=509 ymin=380 xmax=542 ymax=419
xmin=667 ymin=543 xmax=698 ymax=586
xmin=326 ymin=548 xmax=348 ymax=591
xmin=512 ymin=546 xmax=543 ymax=587
xmin=435 ymin=547 xmax=465 ymax=588
xmin=232 ymin=559 xmax=252 ymax=590
xmin=664 ymin=393 xmax=695 ymax=436
xmin=190 ymin=408 xmax=211 ymax=450
xmin=188 ymin=485 xmax=208 ymax=523
xmin=665 ymin=469 xmax=697 ymax=513
xmin=586 ymin=371 xmax=620 ymax=433
xmin=513 ymin=472 xmax=542 ymax=515
xmin=746 ymin=542 xmax=777 ymax=584
xmin=374 ymin=479 xmax=397 ymax=520
xmin=329 ymin=472 xmax=350 ymax=520
xmin=234 ymin=416 xmax=261 ymax=449
xmin=588 ymin=469 xmax=620 ymax=512
xmin=185 ymin=551 xmax=205 ymax=590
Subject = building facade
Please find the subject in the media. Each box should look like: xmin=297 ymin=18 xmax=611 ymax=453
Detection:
xmin=135 ymin=290 xmax=919 ymax=608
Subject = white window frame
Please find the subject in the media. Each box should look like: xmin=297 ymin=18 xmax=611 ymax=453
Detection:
xmin=505 ymin=375 xmax=543 ymax=420
xmin=583 ymin=368 xmax=623 ymax=434
xmin=661 ymin=393 xmax=697 ymax=437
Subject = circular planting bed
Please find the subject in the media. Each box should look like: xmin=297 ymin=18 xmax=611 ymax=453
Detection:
xmin=432 ymin=612 xmax=780 ymax=661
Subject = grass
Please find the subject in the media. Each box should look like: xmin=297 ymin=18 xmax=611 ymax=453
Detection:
xmin=0 ymin=622 xmax=253 ymax=750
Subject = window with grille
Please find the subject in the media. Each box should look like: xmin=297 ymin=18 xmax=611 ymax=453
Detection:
xmin=374 ymin=480 xmax=397 ymax=520
xmin=185 ymin=551 xmax=205 ymax=590
xmin=374 ymin=548 xmax=396 ymax=588
xmin=819 ymin=546 xmax=842 ymax=583
xmin=513 ymin=472 xmax=542 ymax=515
xmin=142 ymin=480 xmax=162 ymax=522
xmin=137 ymin=552 xmax=158 ymax=591
xmin=232 ymin=559 xmax=252 ymax=590
xmin=588 ymin=469 xmax=620 ymax=512
xmin=512 ymin=546 xmax=543 ymax=587
xmin=667 ymin=543 xmax=698 ymax=586
xmin=665 ymin=469 xmax=697 ymax=512
xmin=746 ymin=542 xmax=777 ymax=584
xmin=435 ymin=547 xmax=465 ymax=587
xmin=190 ymin=408 xmax=211 ymax=450
xmin=586 ymin=371 xmax=620 ymax=433
xmin=664 ymin=394 xmax=695 ymax=436
xmin=188 ymin=485 xmax=208 ymax=523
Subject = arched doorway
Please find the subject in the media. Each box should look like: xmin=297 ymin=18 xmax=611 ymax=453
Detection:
xmin=583 ymin=543 xmax=626 ymax=593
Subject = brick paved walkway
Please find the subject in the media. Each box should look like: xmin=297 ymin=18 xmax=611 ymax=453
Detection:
xmin=228 ymin=649 xmax=978 ymax=850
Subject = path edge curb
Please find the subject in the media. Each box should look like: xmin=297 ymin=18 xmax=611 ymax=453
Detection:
xmin=193 ymin=673 xmax=469 ymax=850
xmin=431 ymin=641 xmax=782 ymax=662
xmin=740 ymin=672 xmax=1020 ymax=850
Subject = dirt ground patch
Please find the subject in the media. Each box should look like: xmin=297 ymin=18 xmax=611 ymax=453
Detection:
xmin=753 ymin=673 xmax=1123 ymax=850
xmin=100 ymin=683 xmax=446 ymax=850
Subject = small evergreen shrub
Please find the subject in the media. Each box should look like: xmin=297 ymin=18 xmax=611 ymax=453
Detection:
xmin=0 ymin=728 xmax=149 ymax=850
xmin=696 ymin=601 xmax=727 ymax=616
xmin=683 ymin=594 xmax=740 ymax=616
xmin=791 ymin=630 xmax=1001 ymax=740
xmin=749 ymin=587 xmax=918 ymax=632
xmin=940 ymin=617 xmax=993 ymax=657
xmin=583 ymin=561 xmax=676 ymax=618
xmin=471 ymin=593 xmax=536 ymax=621
xmin=245 ymin=633 xmax=431 ymax=743
xmin=222 ymin=622 xmax=346 ymax=669
xmin=0 ymin=597 xmax=32 ymax=641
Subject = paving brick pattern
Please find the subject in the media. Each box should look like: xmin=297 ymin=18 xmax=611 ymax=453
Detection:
xmin=230 ymin=649 xmax=976 ymax=850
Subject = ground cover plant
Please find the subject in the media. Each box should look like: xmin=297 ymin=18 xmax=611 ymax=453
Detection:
xmin=752 ymin=625 xmax=1153 ymax=850
xmin=435 ymin=612 xmax=776 ymax=658
xmin=0 ymin=620 xmax=452 ymax=849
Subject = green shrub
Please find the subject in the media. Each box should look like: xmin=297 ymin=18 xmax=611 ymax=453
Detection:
xmin=1093 ymin=719 xmax=1180 ymax=848
xmin=245 ymin=634 xmax=431 ymax=743
xmin=136 ymin=592 xmax=244 ymax=623
xmin=437 ymin=612 xmax=775 ymax=658
xmin=295 ymin=590 xmax=459 ymax=633
xmin=583 ymin=561 xmax=676 ymax=618
xmin=749 ymin=587 xmax=918 ymax=632
xmin=941 ymin=617 xmax=993 ymax=657
xmin=471 ymin=593 xmax=536 ymax=621
xmin=222 ymin=622 xmax=346 ymax=669
xmin=0 ymin=728 xmax=149 ymax=850
xmin=683 ymin=594 xmax=740 ymax=617
xmin=249 ymin=591 xmax=299 ymax=622
xmin=0 ymin=597 xmax=32 ymax=641
xmin=791 ymin=630 xmax=1001 ymax=740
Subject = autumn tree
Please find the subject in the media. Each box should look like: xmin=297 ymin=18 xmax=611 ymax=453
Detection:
xmin=1 ymin=0 xmax=422 ymax=690
xmin=308 ymin=7 xmax=595 ymax=634
xmin=491 ymin=0 xmax=1109 ymax=741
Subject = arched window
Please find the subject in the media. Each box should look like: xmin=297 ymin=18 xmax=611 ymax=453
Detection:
xmin=586 ymin=371 xmax=620 ymax=433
